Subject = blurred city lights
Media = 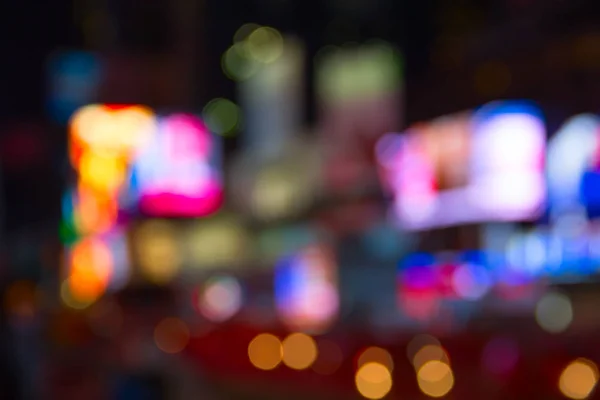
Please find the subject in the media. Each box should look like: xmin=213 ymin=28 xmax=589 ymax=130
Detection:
xmin=234 ymin=23 xmax=261 ymax=43
xmin=535 ymin=291 xmax=573 ymax=333
xmin=67 ymin=237 xmax=113 ymax=302
xmin=282 ymin=333 xmax=318 ymax=370
xmin=357 ymin=347 xmax=394 ymax=372
xmin=246 ymin=27 xmax=284 ymax=63
xmin=559 ymin=359 xmax=599 ymax=400
xmin=134 ymin=220 xmax=181 ymax=285
xmin=202 ymin=98 xmax=241 ymax=136
xmin=154 ymin=318 xmax=190 ymax=354
xmin=451 ymin=262 xmax=492 ymax=300
xmin=248 ymin=333 xmax=283 ymax=371
xmin=197 ymin=275 xmax=243 ymax=322
xmin=407 ymin=334 xmax=442 ymax=363
xmin=417 ymin=360 xmax=455 ymax=398
xmin=355 ymin=362 xmax=393 ymax=399
xmin=186 ymin=216 xmax=249 ymax=268
xmin=312 ymin=339 xmax=343 ymax=375
xmin=413 ymin=345 xmax=451 ymax=371
xmin=222 ymin=43 xmax=259 ymax=81
xmin=60 ymin=279 xmax=95 ymax=310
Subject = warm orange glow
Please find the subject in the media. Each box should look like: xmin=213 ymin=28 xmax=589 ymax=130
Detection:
xmin=358 ymin=347 xmax=394 ymax=372
xmin=559 ymin=359 xmax=599 ymax=399
xmin=78 ymin=150 xmax=128 ymax=194
xmin=413 ymin=345 xmax=450 ymax=371
xmin=154 ymin=317 xmax=190 ymax=354
xmin=73 ymin=188 xmax=118 ymax=235
xmin=417 ymin=360 xmax=455 ymax=398
xmin=68 ymin=238 xmax=113 ymax=301
xmin=282 ymin=333 xmax=318 ymax=370
xmin=248 ymin=333 xmax=283 ymax=370
xmin=355 ymin=362 xmax=393 ymax=399
xmin=69 ymin=104 xmax=156 ymax=156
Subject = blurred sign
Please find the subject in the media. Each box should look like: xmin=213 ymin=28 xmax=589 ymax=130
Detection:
xmin=131 ymin=114 xmax=223 ymax=217
xmin=274 ymin=244 xmax=339 ymax=333
xmin=316 ymin=41 xmax=403 ymax=196
xmin=378 ymin=101 xmax=546 ymax=230
xmin=547 ymin=114 xmax=600 ymax=220
xmin=47 ymin=51 xmax=102 ymax=124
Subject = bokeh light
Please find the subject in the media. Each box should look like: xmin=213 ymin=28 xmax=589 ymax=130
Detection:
xmin=246 ymin=27 xmax=284 ymax=63
xmin=134 ymin=220 xmax=181 ymax=285
xmin=535 ymin=291 xmax=573 ymax=333
xmin=355 ymin=362 xmax=393 ymax=399
xmin=234 ymin=23 xmax=261 ymax=43
xmin=60 ymin=279 xmax=95 ymax=310
xmin=559 ymin=359 xmax=599 ymax=400
xmin=413 ymin=345 xmax=451 ymax=371
xmin=407 ymin=334 xmax=442 ymax=363
xmin=248 ymin=333 xmax=283 ymax=371
xmin=154 ymin=317 xmax=190 ymax=354
xmin=312 ymin=339 xmax=343 ymax=375
xmin=197 ymin=275 xmax=243 ymax=322
xmin=202 ymin=98 xmax=241 ymax=136
xmin=357 ymin=347 xmax=394 ymax=372
xmin=417 ymin=360 xmax=455 ymax=398
xmin=282 ymin=333 xmax=318 ymax=370
xmin=67 ymin=237 xmax=113 ymax=302
xmin=222 ymin=43 xmax=259 ymax=81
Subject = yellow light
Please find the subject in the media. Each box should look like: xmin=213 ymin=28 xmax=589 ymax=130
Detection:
xmin=413 ymin=345 xmax=451 ymax=371
xmin=78 ymin=151 xmax=127 ymax=194
xmin=246 ymin=27 xmax=284 ymax=64
xmin=134 ymin=220 xmax=181 ymax=285
xmin=60 ymin=279 xmax=95 ymax=310
xmin=154 ymin=318 xmax=190 ymax=354
xmin=358 ymin=347 xmax=394 ymax=372
xmin=248 ymin=333 xmax=283 ymax=370
xmin=559 ymin=359 xmax=599 ymax=400
xmin=187 ymin=217 xmax=248 ymax=268
xmin=417 ymin=360 xmax=455 ymax=398
xmin=282 ymin=333 xmax=318 ymax=370
xmin=69 ymin=104 xmax=156 ymax=155
xmin=355 ymin=362 xmax=393 ymax=399
xmin=73 ymin=187 xmax=118 ymax=235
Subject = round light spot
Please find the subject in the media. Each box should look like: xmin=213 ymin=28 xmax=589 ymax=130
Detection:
xmin=417 ymin=360 xmax=455 ymax=398
xmin=357 ymin=347 xmax=394 ymax=372
xmin=355 ymin=362 xmax=393 ymax=399
xmin=202 ymin=98 xmax=241 ymax=136
xmin=246 ymin=27 xmax=284 ymax=63
xmin=222 ymin=43 xmax=259 ymax=81
xmin=535 ymin=291 xmax=573 ymax=333
xmin=413 ymin=345 xmax=451 ymax=371
xmin=135 ymin=221 xmax=181 ymax=285
xmin=282 ymin=332 xmax=318 ymax=370
xmin=198 ymin=276 xmax=243 ymax=322
xmin=248 ymin=333 xmax=283 ymax=370
xmin=154 ymin=317 xmax=190 ymax=354
xmin=234 ymin=23 xmax=261 ymax=43
xmin=407 ymin=334 xmax=442 ymax=363
xmin=559 ymin=359 xmax=599 ymax=399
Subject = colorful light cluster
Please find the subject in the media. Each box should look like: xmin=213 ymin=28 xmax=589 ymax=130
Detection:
xmin=377 ymin=101 xmax=546 ymax=230
xmin=62 ymin=105 xmax=223 ymax=302
xmin=132 ymin=114 xmax=223 ymax=217
xmin=274 ymin=245 xmax=339 ymax=333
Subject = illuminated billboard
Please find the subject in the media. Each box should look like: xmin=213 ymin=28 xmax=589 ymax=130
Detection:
xmin=547 ymin=114 xmax=600 ymax=220
xmin=131 ymin=114 xmax=223 ymax=217
xmin=377 ymin=101 xmax=546 ymax=230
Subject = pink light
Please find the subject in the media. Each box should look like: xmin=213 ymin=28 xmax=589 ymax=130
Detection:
xmin=133 ymin=114 xmax=223 ymax=217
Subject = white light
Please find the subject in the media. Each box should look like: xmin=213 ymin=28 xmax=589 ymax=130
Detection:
xmin=535 ymin=291 xmax=573 ymax=333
